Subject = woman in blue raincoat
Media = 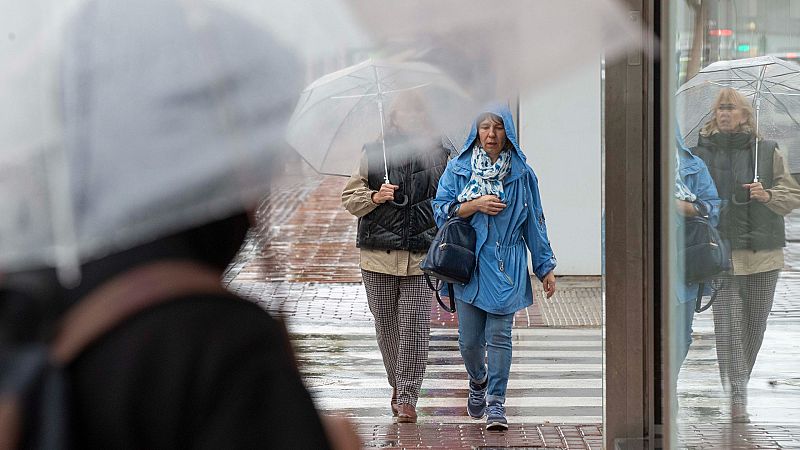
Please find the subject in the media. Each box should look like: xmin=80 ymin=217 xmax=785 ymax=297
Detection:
xmin=432 ymin=104 xmax=556 ymax=431
xmin=672 ymin=131 xmax=720 ymax=413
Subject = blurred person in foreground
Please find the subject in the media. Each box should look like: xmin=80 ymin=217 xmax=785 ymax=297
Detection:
xmin=0 ymin=0 xmax=358 ymax=448
xmin=432 ymin=104 xmax=556 ymax=431
xmin=692 ymin=87 xmax=800 ymax=423
xmin=341 ymin=92 xmax=450 ymax=423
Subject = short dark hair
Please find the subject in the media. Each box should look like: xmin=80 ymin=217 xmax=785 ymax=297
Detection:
xmin=476 ymin=112 xmax=503 ymax=126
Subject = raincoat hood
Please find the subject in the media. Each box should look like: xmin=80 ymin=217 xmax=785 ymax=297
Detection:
xmin=459 ymin=103 xmax=524 ymax=157
xmin=451 ymin=103 xmax=529 ymax=183
xmin=676 ymin=125 xmax=705 ymax=175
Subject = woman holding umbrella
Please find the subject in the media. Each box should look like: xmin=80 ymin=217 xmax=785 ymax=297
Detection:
xmin=692 ymin=87 xmax=800 ymax=422
xmin=341 ymin=92 xmax=450 ymax=423
xmin=432 ymin=104 xmax=556 ymax=431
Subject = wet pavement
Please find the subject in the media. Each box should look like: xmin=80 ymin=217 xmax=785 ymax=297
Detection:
xmin=227 ymin=162 xmax=604 ymax=449
xmin=226 ymin=158 xmax=800 ymax=448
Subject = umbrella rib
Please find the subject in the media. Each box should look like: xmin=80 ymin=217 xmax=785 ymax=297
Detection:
xmin=700 ymin=78 xmax=800 ymax=97
xmin=762 ymin=73 xmax=800 ymax=94
xmin=762 ymin=70 xmax=800 ymax=80
xmin=289 ymin=80 xmax=377 ymax=126
xmin=318 ymin=87 xmax=382 ymax=172
xmin=762 ymin=83 xmax=800 ymax=129
xmin=731 ymin=67 xmax=762 ymax=92
xmin=331 ymin=83 xmax=432 ymax=100
xmin=682 ymin=109 xmax=714 ymax=142
xmin=705 ymin=80 xmax=755 ymax=91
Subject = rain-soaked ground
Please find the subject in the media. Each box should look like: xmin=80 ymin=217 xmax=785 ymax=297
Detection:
xmin=226 ymin=158 xmax=800 ymax=448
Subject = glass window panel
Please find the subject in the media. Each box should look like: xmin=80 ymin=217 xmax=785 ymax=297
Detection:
xmin=669 ymin=1 xmax=800 ymax=446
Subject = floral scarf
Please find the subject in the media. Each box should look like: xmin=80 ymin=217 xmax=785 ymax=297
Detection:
xmin=457 ymin=144 xmax=512 ymax=202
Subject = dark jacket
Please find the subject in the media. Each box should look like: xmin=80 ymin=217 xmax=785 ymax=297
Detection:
xmin=693 ymin=132 xmax=785 ymax=251
xmin=1 ymin=215 xmax=331 ymax=450
xmin=357 ymin=134 xmax=449 ymax=251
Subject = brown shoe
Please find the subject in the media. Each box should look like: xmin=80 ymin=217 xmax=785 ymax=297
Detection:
xmin=731 ymin=404 xmax=750 ymax=423
xmin=391 ymin=388 xmax=399 ymax=416
xmin=396 ymin=404 xmax=417 ymax=423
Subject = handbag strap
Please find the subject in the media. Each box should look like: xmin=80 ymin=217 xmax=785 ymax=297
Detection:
xmin=50 ymin=260 xmax=227 ymax=365
xmin=694 ymin=281 xmax=718 ymax=313
xmin=424 ymin=273 xmax=456 ymax=313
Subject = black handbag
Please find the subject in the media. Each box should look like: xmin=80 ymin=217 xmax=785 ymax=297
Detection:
xmin=677 ymin=214 xmax=731 ymax=312
xmin=420 ymin=205 xmax=476 ymax=313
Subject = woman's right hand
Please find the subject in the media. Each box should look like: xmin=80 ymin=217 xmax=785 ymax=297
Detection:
xmin=372 ymin=183 xmax=399 ymax=204
xmin=470 ymin=195 xmax=507 ymax=216
xmin=675 ymin=199 xmax=695 ymax=217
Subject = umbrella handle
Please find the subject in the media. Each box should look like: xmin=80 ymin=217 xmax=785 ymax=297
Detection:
xmin=389 ymin=194 xmax=409 ymax=208
xmin=730 ymin=192 xmax=753 ymax=206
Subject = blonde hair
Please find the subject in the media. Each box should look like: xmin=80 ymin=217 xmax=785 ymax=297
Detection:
xmin=700 ymin=87 xmax=757 ymax=136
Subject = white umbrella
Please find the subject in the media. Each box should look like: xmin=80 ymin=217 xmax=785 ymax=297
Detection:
xmin=286 ymin=58 xmax=471 ymax=181
xmin=677 ymin=56 xmax=800 ymax=180
xmin=0 ymin=0 xmax=305 ymax=280
xmin=343 ymin=0 xmax=644 ymax=102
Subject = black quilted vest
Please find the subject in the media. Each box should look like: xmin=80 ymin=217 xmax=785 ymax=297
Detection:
xmin=693 ymin=132 xmax=785 ymax=251
xmin=357 ymin=135 xmax=449 ymax=251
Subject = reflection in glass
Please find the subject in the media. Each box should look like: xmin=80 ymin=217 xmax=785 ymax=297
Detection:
xmin=671 ymin=1 xmax=800 ymax=446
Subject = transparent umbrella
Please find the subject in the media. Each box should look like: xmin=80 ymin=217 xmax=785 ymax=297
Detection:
xmin=344 ymin=0 xmax=644 ymax=102
xmin=1 ymin=0 xmax=643 ymax=281
xmin=0 ymin=0 xmax=308 ymax=280
xmin=676 ymin=56 xmax=800 ymax=179
xmin=286 ymin=58 xmax=472 ymax=184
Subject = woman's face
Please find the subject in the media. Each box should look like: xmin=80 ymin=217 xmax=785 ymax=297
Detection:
xmin=391 ymin=108 xmax=427 ymax=134
xmin=715 ymin=102 xmax=746 ymax=132
xmin=478 ymin=118 xmax=507 ymax=154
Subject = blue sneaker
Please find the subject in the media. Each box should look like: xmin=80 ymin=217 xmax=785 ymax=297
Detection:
xmin=486 ymin=402 xmax=508 ymax=431
xmin=467 ymin=378 xmax=488 ymax=418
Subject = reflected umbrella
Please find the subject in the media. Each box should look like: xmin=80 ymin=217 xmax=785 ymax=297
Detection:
xmin=677 ymin=56 xmax=800 ymax=179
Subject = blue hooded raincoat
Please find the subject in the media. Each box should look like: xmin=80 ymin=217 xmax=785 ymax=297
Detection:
xmin=432 ymin=104 xmax=557 ymax=315
xmin=675 ymin=130 xmax=721 ymax=303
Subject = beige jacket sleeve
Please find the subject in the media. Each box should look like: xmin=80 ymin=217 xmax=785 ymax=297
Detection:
xmin=765 ymin=148 xmax=800 ymax=216
xmin=341 ymin=151 xmax=379 ymax=218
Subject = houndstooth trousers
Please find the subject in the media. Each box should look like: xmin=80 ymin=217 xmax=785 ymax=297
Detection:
xmin=361 ymin=270 xmax=431 ymax=407
xmin=711 ymin=270 xmax=779 ymax=405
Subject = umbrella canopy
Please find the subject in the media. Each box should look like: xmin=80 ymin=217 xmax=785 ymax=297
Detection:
xmin=286 ymin=58 xmax=472 ymax=179
xmin=0 ymin=0 xmax=304 ymax=278
xmin=676 ymin=56 xmax=800 ymax=174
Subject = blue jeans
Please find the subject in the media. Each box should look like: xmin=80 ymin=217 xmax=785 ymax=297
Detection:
xmin=456 ymin=299 xmax=514 ymax=404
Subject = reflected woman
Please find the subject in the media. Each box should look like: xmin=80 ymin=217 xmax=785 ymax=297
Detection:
xmin=672 ymin=130 xmax=720 ymax=413
xmin=692 ymin=87 xmax=800 ymax=422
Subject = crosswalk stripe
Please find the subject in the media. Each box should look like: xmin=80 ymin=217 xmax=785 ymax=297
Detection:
xmin=288 ymin=325 xmax=602 ymax=337
xmin=314 ymin=397 xmax=603 ymax=408
xmin=305 ymin=379 xmax=603 ymax=389
xmin=293 ymin=322 xmax=603 ymax=424
xmin=301 ymin=363 xmax=602 ymax=371
xmin=293 ymin=339 xmax=602 ymax=348
xmin=298 ymin=350 xmax=601 ymax=359
xmin=325 ymin=415 xmax=603 ymax=424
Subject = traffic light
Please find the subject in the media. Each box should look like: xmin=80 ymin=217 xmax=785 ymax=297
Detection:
xmin=709 ymin=29 xmax=733 ymax=37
